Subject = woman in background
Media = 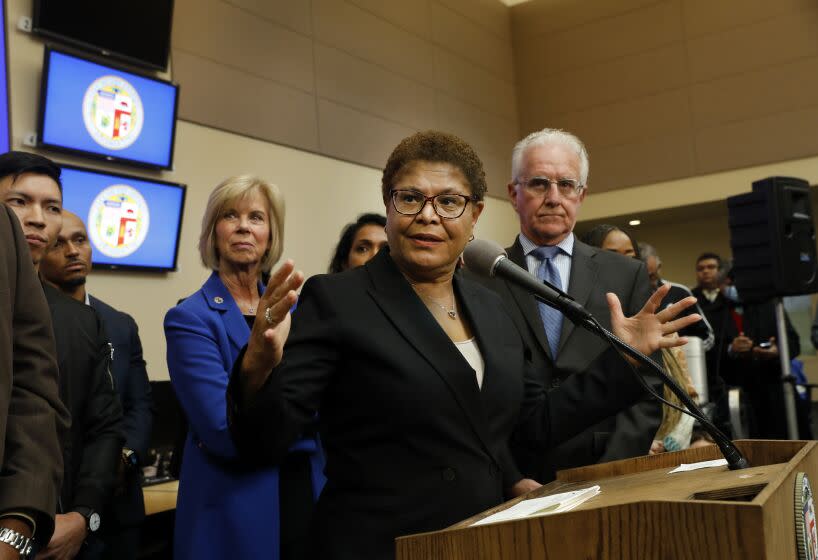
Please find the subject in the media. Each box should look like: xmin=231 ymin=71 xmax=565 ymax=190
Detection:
xmin=164 ymin=175 xmax=325 ymax=560
xmin=328 ymin=212 xmax=387 ymax=273
xmin=581 ymin=223 xmax=698 ymax=453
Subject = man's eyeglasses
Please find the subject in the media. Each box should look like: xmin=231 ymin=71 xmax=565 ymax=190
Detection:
xmin=516 ymin=176 xmax=584 ymax=198
xmin=390 ymin=189 xmax=476 ymax=219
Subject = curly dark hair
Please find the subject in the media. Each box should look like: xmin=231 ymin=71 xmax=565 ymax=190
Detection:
xmin=381 ymin=131 xmax=487 ymax=202
xmin=328 ymin=213 xmax=387 ymax=273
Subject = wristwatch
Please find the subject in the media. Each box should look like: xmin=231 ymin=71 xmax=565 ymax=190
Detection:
xmin=0 ymin=527 xmax=34 ymax=559
xmin=122 ymin=447 xmax=139 ymax=470
xmin=72 ymin=507 xmax=100 ymax=533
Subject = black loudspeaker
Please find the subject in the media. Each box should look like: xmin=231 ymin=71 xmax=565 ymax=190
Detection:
xmin=727 ymin=176 xmax=818 ymax=302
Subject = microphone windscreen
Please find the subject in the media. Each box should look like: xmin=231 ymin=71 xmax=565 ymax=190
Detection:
xmin=463 ymin=239 xmax=507 ymax=277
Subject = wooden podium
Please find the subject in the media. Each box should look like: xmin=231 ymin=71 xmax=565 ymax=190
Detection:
xmin=396 ymin=440 xmax=818 ymax=559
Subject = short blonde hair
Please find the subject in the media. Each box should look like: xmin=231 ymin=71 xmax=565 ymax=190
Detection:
xmin=198 ymin=175 xmax=285 ymax=272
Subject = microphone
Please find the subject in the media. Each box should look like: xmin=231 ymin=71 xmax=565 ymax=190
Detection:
xmin=463 ymin=238 xmax=749 ymax=471
xmin=463 ymin=239 xmax=592 ymax=324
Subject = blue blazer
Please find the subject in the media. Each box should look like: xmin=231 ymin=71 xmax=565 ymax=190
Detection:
xmin=89 ymin=294 xmax=153 ymax=527
xmin=165 ymin=272 xmax=325 ymax=560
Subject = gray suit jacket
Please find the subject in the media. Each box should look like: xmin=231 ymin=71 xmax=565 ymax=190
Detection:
xmin=469 ymin=236 xmax=661 ymax=482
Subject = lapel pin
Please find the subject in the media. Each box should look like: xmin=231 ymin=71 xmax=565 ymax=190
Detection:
xmin=214 ymin=296 xmax=224 ymax=304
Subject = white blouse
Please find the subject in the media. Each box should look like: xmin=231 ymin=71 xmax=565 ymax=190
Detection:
xmin=454 ymin=338 xmax=485 ymax=389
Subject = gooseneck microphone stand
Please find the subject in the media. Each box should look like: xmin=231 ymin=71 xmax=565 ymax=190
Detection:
xmin=546 ymin=292 xmax=750 ymax=471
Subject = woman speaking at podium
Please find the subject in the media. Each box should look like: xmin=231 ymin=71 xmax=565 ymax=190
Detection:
xmin=227 ymin=131 xmax=698 ymax=560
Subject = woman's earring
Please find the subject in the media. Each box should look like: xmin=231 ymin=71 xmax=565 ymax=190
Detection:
xmin=469 ymin=234 xmax=475 ymax=242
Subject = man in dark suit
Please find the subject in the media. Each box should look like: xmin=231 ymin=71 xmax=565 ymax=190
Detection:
xmin=690 ymin=252 xmax=736 ymax=435
xmin=0 ymin=205 xmax=69 ymax=559
xmin=471 ymin=128 xmax=661 ymax=482
xmin=639 ymin=242 xmax=714 ymax=349
xmin=0 ymin=151 xmax=123 ymax=560
xmin=41 ymin=211 xmax=152 ymax=560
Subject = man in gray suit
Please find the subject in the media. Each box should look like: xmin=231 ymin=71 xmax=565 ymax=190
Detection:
xmin=472 ymin=128 xmax=661 ymax=482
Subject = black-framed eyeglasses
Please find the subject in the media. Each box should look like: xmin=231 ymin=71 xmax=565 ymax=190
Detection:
xmin=390 ymin=189 xmax=476 ymax=219
xmin=516 ymin=176 xmax=584 ymax=198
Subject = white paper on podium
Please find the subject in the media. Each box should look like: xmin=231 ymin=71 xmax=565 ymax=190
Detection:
xmin=471 ymin=485 xmax=601 ymax=527
xmin=668 ymin=459 xmax=728 ymax=473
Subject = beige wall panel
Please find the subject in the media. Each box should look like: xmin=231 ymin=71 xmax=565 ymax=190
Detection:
xmin=511 ymin=0 xmax=658 ymax=37
xmin=434 ymin=95 xmax=515 ymax=198
xmin=515 ymin=91 xmax=547 ymax=137
xmin=347 ymin=0 xmax=432 ymax=40
xmin=682 ymin=0 xmax=813 ymax=38
xmin=430 ymin=2 xmax=514 ymax=81
xmin=435 ymin=0 xmax=511 ymax=41
xmin=314 ymin=45 xmax=437 ymax=131
xmin=515 ymin=0 xmax=684 ymax=78
xmin=690 ymin=56 xmax=818 ymax=128
xmin=318 ymin=99 xmax=417 ymax=169
xmin=589 ymin=132 xmax=696 ymax=193
xmin=480 ymin=151 xmax=513 ymax=200
xmin=312 ymin=0 xmax=436 ymax=87
xmin=582 ymin=154 xmax=818 ymax=221
xmin=433 ymin=48 xmax=517 ymax=120
xmin=224 ymin=0 xmax=313 ymax=35
xmin=545 ymin=89 xmax=692 ymax=150
xmin=173 ymin=0 xmax=314 ymax=93
xmin=173 ymin=51 xmax=319 ymax=151
xmin=695 ymin=107 xmax=818 ymax=174
xmin=687 ymin=9 xmax=818 ymax=83
xmin=528 ymin=43 xmax=689 ymax=114
xmin=474 ymin=196 xmax=519 ymax=245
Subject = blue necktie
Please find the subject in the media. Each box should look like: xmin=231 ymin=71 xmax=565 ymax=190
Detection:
xmin=532 ymin=246 xmax=563 ymax=359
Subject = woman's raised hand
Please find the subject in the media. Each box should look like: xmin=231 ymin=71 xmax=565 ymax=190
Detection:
xmin=240 ymin=260 xmax=304 ymax=397
xmin=607 ymin=283 xmax=701 ymax=358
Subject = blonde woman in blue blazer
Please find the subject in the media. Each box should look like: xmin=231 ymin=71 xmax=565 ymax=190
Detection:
xmin=165 ymin=176 xmax=325 ymax=560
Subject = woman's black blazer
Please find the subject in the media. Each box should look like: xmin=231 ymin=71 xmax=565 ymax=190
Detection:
xmin=228 ymin=249 xmax=644 ymax=560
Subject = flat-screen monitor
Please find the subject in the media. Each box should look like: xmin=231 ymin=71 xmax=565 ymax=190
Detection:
xmin=32 ymin=0 xmax=174 ymax=72
xmin=59 ymin=164 xmax=186 ymax=272
xmin=38 ymin=48 xmax=179 ymax=170
xmin=0 ymin=1 xmax=10 ymax=153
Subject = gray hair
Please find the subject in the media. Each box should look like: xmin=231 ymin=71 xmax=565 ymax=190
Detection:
xmin=198 ymin=175 xmax=285 ymax=272
xmin=638 ymin=242 xmax=661 ymax=266
xmin=511 ymin=128 xmax=589 ymax=186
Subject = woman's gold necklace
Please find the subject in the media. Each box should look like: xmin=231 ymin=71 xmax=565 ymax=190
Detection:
xmin=412 ymin=286 xmax=457 ymax=320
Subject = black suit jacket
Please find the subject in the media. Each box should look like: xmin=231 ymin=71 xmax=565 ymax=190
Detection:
xmin=729 ymin=299 xmax=800 ymax=439
xmin=0 ymin=206 xmax=68 ymax=543
xmin=468 ymin=237 xmax=661 ymax=482
xmin=89 ymin=295 xmax=152 ymax=527
xmin=43 ymin=284 xmax=124 ymax=515
xmin=227 ymin=249 xmax=647 ymax=560
xmin=691 ymin=288 xmax=737 ymax=390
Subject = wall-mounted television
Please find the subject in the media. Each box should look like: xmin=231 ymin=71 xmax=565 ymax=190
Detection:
xmin=59 ymin=164 xmax=186 ymax=272
xmin=32 ymin=0 xmax=174 ymax=72
xmin=38 ymin=48 xmax=179 ymax=170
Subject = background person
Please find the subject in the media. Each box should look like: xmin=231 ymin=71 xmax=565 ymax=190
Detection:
xmin=638 ymin=242 xmax=714 ymax=350
xmin=40 ymin=211 xmax=153 ymax=560
xmin=0 ymin=205 xmax=67 ymax=559
xmin=473 ymin=129 xmax=660 ymax=483
xmin=164 ymin=175 xmax=325 ymax=560
xmin=227 ymin=131 xmax=699 ymax=560
xmin=0 ymin=151 xmax=123 ymax=560
xmin=581 ymin=224 xmax=698 ymax=453
xmin=328 ymin=213 xmax=387 ymax=273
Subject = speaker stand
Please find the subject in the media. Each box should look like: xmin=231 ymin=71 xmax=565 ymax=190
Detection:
xmin=775 ymin=298 xmax=800 ymax=439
